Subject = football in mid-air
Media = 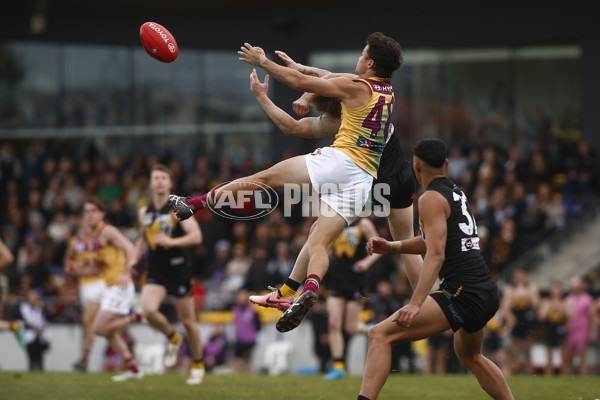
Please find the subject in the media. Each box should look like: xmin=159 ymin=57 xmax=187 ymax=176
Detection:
xmin=140 ymin=22 xmax=178 ymax=63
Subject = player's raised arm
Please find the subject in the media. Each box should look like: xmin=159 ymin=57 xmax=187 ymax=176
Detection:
xmin=275 ymin=50 xmax=330 ymax=77
xmin=239 ymin=43 xmax=365 ymax=101
xmin=249 ymin=69 xmax=314 ymax=138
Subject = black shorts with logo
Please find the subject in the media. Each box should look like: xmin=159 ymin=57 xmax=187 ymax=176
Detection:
xmin=372 ymin=160 xmax=416 ymax=209
xmin=430 ymin=283 xmax=500 ymax=334
xmin=146 ymin=273 xmax=193 ymax=299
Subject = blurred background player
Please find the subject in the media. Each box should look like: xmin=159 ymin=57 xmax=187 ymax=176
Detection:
xmin=171 ymin=32 xmax=403 ymax=333
xmin=537 ymin=281 xmax=570 ymax=375
xmin=0 ymin=237 xmax=26 ymax=348
xmin=65 ymin=219 xmax=106 ymax=372
xmin=501 ymin=266 xmax=540 ymax=374
xmin=323 ymin=217 xmax=379 ymax=380
xmin=67 ymin=198 xmax=141 ymax=381
xmin=135 ymin=164 xmax=205 ymax=385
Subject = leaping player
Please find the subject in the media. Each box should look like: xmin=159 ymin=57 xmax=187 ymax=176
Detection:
xmin=169 ymin=32 xmax=403 ymax=333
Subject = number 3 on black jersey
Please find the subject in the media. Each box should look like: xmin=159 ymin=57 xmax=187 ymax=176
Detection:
xmin=452 ymin=191 xmax=478 ymax=236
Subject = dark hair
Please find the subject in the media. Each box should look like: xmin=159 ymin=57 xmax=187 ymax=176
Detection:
xmin=151 ymin=163 xmax=174 ymax=182
xmin=413 ymin=138 xmax=447 ymax=168
xmin=313 ymin=96 xmax=341 ymax=120
xmin=84 ymin=197 xmax=106 ymax=212
xmin=366 ymin=32 xmax=403 ymax=79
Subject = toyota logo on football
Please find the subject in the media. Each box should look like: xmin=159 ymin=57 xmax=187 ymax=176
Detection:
xmin=208 ymin=180 xmax=279 ymax=220
xmin=168 ymin=43 xmax=176 ymax=53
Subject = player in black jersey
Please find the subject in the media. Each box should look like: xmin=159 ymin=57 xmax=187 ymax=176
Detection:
xmin=134 ymin=164 xmax=205 ymax=385
xmin=360 ymin=139 xmax=513 ymax=400
xmin=246 ymin=64 xmax=422 ymax=316
xmin=323 ymin=217 xmax=380 ymax=380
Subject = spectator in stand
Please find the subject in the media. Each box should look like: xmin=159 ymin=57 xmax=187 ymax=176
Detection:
xmin=222 ymin=243 xmax=251 ymax=304
xmin=14 ymin=287 xmax=51 ymax=371
xmin=203 ymin=323 xmax=229 ymax=372
xmin=503 ymin=146 xmax=528 ymax=183
xmin=446 ymin=145 xmax=468 ymax=184
xmin=488 ymin=218 xmax=518 ymax=278
xmin=515 ymin=195 xmax=547 ymax=250
xmin=564 ymin=276 xmax=595 ymax=375
xmin=536 ymin=182 xmax=566 ymax=233
xmin=242 ymin=246 xmax=271 ymax=293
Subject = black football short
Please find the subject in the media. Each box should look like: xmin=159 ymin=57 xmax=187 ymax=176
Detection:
xmin=146 ymin=274 xmax=192 ymax=298
xmin=430 ymin=284 xmax=500 ymax=333
xmin=372 ymin=160 xmax=416 ymax=209
xmin=329 ymin=282 xmax=366 ymax=301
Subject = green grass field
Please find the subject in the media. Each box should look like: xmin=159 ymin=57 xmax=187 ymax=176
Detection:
xmin=1 ymin=372 xmax=599 ymax=400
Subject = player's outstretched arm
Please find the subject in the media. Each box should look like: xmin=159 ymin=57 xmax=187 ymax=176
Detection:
xmin=276 ymin=51 xmax=358 ymax=80
xmin=367 ymin=235 xmax=427 ymax=256
xmin=249 ymin=69 xmax=314 ymax=138
xmin=393 ymin=192 xmax=447 ymax=327
xmin=239 ymin=43 xmax=358 ymax=100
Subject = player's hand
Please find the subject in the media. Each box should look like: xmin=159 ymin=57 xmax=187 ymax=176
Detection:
xmin=392 ymin=303 xmax=420 ymax=327
xmin=153 ymin=233 xmax=173 ymax=247
xmin=353 ymin=259 xmax=371 ymax=273
xmin=293 ymin=93 xmax=312 ymax=116
xmin=275 ymin=50 xmax=302 ymax=72
xmin=238 ymin=43 xmax=267 ymax=67
xmin=116 ymin=274 xmax=130 ymax=289
xmin=250 ymin=69 xmax=269 ymax=98
xmin=367 ymin=237 xmax=392 ymax=255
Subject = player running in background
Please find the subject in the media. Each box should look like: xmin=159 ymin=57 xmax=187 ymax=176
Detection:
xmin=501 ymin=266 xmax=540 ymax=374
xmin=65 ymin=220 xmax=106 ymax=372
xmin=135 ymin=164 xmax=205 ymax=385
xmin=537 ymin=281 xmax=570 ymax=375
xmin=0 ymin=237 xmax=26 ymax=348
xmin=67 ymin=198 xmax=142 ymax=381
xmin=360 ymin=139 xmax=513 ymax=400
xmin=323 ymin=217 xmax=380 ymax=380
xmin=170 ymin=32 xmax=403 ymax=333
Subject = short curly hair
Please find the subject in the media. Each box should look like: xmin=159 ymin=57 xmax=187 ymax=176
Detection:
xmin=366 ymin=32 xmax=403 ymax=79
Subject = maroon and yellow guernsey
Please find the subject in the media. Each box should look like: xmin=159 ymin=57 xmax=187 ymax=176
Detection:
xmin=331 ymin=77 xmax=394 ymax=178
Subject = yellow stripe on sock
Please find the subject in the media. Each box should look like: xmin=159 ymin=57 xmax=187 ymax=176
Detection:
xmin=279 ymin=284 xmax=296 ymax=298
xmin=192 ymin=361 xmax=204 ymax=369
xmin=169 ymin=332 xmax=180 ymax=344
xmin=333 ymin=361 xmax=346 ymax=371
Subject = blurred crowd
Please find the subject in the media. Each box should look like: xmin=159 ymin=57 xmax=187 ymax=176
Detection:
xmin=0 ymin=129 xmax=599 ymax=373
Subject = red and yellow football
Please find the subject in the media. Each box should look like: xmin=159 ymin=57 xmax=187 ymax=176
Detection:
xmin=140 ymin=22 xmax=179 ymax=63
